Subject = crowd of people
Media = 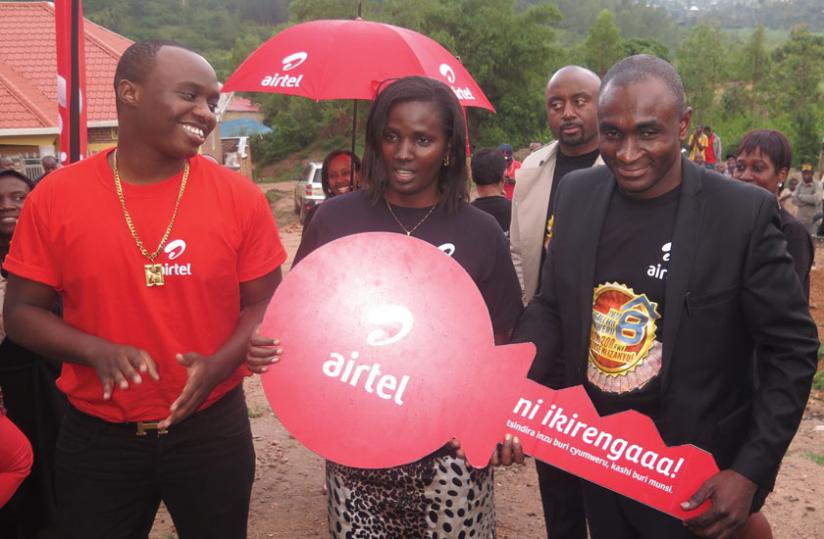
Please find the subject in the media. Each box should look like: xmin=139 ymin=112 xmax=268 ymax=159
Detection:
xmin=0 ymin=38 xmax=820 ymax=539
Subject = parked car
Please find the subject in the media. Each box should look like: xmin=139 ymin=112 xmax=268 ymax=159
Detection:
xmin=293 ymin=161 xmax=324 ymax=224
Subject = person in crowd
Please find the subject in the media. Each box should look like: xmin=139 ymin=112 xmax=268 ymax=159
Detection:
xmin=33 ymin=156 xmax=58 ymax=185
xmin=0 ymin=388 xmax=32 ymax=509
xmin=509 ymin=64 xmax=603 ymax=539
xmin=779 ymin=176 xmax=800 ymax=216
xmin=714 ymin=162 xmax=726 ymax=175
xmin=792 ymin=163 xmax=821 ymax=236
xmin=725 ymin=153 xmax=737 ymax=177
xmin=732 ymin=129 xmax=814 ymax=539
xmin=0 ymin=168 xmax=66 ymax=538
xmin=514 ymin=54 xmax=818 ymax=539
xmin=687 ymin=124 xmax=706 ymax=162
xmin=734 ymin=130 xmax=813 ymax=298
xmin=703 ymin=125 xmax=721 ymax=169
xmin=302 ymin=150 xmax=362 ymax=232
xmin=0 ymin=157 xmax=15 ymax=171
xmin=499 ymin=143 xmax=521 ymax=200
xmin=3 ymin=39 xmax=286 ymax=539
xmin=470 ymin=147 xmax=511 ymax=235
xmin=249 ymin=76 xmax=524 ymax=538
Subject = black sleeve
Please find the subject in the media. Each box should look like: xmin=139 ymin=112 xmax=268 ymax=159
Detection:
xmin=293 ymin=209 xmax=322 ymax=267
xmin=477 ymin=228 xmax=523 ymax=334
xmin=734 ymin=196 xmax=819 ymax=489
xmin=301 ymin=205 xmax=319 ymax=236
xmin=781 ymin=216 xmax=814 ymax=301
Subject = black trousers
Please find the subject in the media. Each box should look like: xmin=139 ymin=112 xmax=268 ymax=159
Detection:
xmin=535 ymin=460 xmax=588 ymax=539
xmin=582 ymin=480 xmax=699 ymax=539
xmin=55 ymin=386 xmax=255 ymax=539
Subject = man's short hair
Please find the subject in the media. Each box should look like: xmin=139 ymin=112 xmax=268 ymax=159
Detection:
xmin=736 ymin=129 xmax=792 ymax=172
xmin=601 ymin=55 xmax=686 ymax=113
xmin=114 ymin=39 xmax=197 ymax=91
xmin=471 ymin=148 xmax=507 ymax=186
xmin=0 ymin=168 xmax=35 ymax=190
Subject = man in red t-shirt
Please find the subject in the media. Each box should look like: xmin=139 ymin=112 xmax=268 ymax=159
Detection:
xmin=3 ymin=40 xmax=286 ymax=539
xmin=499 ymin=143 xmax=522 ymax=200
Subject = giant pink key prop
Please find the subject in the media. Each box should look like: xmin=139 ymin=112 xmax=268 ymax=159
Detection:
xmin=260 ymin=232 xmax=716 ymax=520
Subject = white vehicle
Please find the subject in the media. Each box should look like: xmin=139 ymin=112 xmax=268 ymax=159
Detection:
xmin=293 ymin=161 xmax=324 ymax=224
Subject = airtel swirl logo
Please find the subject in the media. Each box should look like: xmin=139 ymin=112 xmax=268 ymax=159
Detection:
xmin=438 ymin=63 xmax=476 ymax=101
xmin=164 ymin=239 xmax=187 ymax=260
xmin=439 ymin=63 xmax=456 ymax=84
xmin=365 ymin=305 xmax=414 ymax=347
xmin=281 ymin=52 xmax=308 ymax=71
xmin=261 ymin=52 xmax=307 ymax=88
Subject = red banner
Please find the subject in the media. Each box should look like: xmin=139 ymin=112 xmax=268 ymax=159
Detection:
xmin=55 ymin=0 xmax=88 ymax=164
xmin=260 ymin=233 xmax=717 ymax=520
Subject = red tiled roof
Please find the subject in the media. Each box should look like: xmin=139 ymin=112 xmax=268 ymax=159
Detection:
xmin=227 ymin=96 xmax=261 ymax=112
xmin=0 ymin=2 xmax=132 ymax=130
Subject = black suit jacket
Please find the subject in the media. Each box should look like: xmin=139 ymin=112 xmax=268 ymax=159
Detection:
xmin=514 ymin=159 xmax=819 ymax=491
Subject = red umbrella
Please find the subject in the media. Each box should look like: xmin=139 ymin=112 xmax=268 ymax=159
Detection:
xmin=222 ymin=19 xmax=494 ymax=112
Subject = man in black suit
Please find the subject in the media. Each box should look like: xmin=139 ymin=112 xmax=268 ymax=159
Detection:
xmin=513 ymin=55 xmax=818 ymax=539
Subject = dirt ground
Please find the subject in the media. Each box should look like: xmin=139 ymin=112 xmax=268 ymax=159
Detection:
xmin=150 ymin=182 xmax=824 ymax=538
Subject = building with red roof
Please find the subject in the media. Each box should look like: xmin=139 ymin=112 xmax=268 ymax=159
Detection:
xmin=0 ymin=1 xmax=131 ymax=176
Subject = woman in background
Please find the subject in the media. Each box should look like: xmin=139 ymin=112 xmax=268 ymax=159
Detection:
xmin=302 ymin=150 xmax=361 ymax=232
xmin=0 ymin=168 xmax=66 ymax=538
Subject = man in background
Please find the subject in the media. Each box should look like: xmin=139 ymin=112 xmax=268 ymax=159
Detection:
xmin=793 ymin=163 xmax=821 ymax=236
xmin=509 ymin=64 xmax=603 ymax=539
xmin=34 ymin=155 xmax=58 ymax=185
xmin=499 ymin=143 xmax=521 ymax=200
xmin=471 ymin=148 xmax=511 ymax=236
xmin=703 ymin=125 xmax=722 ymax=169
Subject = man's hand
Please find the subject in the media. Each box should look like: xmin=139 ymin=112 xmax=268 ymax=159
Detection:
xmin=246 ymin=325 xmax=281 ymax=374
xmin=87 ymin=342 xmax=159 ymax=400
xmin=682 ymin=469 xmax=758 ymax=539
xmin=158 ymin=353 xmax=222 ymax=429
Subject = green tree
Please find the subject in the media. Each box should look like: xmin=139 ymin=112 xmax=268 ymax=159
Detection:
xmin=675 ymin=24 xmax=726 ymax=124
xmin=583 ymin=10 xmax=624 ymax=77
xmin=622 ymin=38 xmax=670 ymax=61
xmin=766 ymin=25 xmax=824 ymax=164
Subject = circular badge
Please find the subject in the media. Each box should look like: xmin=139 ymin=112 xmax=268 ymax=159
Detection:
xmin=588 ymin=283 xmax=661 ymax=394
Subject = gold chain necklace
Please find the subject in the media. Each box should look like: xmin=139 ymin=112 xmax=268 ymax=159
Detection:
xmin=112 ymin=149 xmax=189 ymax=287
xmin=385 ymin=198 xmax=437 ymax=236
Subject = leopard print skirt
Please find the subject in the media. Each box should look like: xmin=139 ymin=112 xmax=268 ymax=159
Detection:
xmin=326 ymin=451 xmax=496 ymax=538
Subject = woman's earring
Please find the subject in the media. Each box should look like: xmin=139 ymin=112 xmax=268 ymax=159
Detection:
xmin=443 ymin=154 xmax=450 ymax=167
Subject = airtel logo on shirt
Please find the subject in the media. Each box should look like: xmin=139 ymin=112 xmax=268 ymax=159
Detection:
xmin=161 ymin=239 xmax=193 ymax=277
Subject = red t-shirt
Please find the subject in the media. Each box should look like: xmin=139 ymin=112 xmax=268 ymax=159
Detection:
xmin=4 ymin=150 xmax=287 ymax=422
xmin=503 ymin=159 xmax=522 ymax=200
xmin=705 ymin=133 xmax=717 ymax=165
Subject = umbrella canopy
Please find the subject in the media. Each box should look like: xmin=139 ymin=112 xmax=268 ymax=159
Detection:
xmin=222 ymin=19 xmax=494 ymax=112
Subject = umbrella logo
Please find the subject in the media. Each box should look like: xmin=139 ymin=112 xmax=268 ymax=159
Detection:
xmin=261 ymin=53 xmax=307 ymax=89
xmin=439 ymin=63 xmax=456 ymax=84
xmin=282 ymin=52 xmax=308 ymax=71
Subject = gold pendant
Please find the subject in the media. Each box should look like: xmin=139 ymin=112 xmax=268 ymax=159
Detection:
xmin=144 ymin=264 xmax=165 ymax=287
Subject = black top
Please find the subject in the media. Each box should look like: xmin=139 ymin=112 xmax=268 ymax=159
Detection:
xmin=779 ymin=208 xmax=814 ymax=301
xmin=547 ymin=148 xmax=601 ymax=216
xmin=471 ymin=195 xmax=511 ymax=236
xmin=296 ymin=190 xmax=523 ymax=333
xmin=537 ymin=149 xmax=601 ymax=289
xmin=586 ymin=186 xmax=680 ymax=418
